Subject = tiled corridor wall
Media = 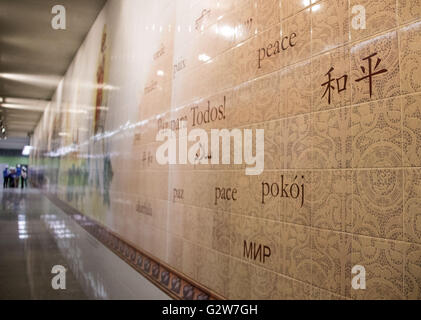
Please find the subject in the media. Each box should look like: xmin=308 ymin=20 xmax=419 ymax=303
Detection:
xmin=30 ymin=0 xmax=421 ymax=299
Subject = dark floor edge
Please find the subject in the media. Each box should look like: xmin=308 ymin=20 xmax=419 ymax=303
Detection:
xmin=43 ymin=191 xmax=225 ymax=300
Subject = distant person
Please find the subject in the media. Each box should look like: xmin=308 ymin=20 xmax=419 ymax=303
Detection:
xmin=16 ymin=165 xmax=21 ymax=188
xmin=8 ymin=167 xmax=16 ymax=188
xmin=21 ymin=167 xmax=27 ymax=189
xmin=3 ymin=165 xmax=9 ymax=188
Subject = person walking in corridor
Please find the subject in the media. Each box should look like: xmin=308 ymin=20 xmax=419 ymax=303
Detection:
xmin=8 ymin=167 xmax=16 ymax=188
xmin=16 ymin=165 xmax=21 ymax=188
xmin=21 ymin=167 xmax=27 ymax=189
xmin=3 ymin=166 xmax=9 ymax=188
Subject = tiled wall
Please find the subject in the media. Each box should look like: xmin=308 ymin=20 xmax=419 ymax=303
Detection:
xmin=30 ymin=0 xmax=421 ymax=299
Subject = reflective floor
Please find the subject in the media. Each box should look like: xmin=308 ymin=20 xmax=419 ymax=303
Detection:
xmin=0 ymin=188 xmax=170 ymax=300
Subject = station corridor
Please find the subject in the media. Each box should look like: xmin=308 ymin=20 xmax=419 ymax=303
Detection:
xmin=1 ymin=0 xmax=421 ymax=302
xmin=0 ymin=188 xmax=169 ymax=300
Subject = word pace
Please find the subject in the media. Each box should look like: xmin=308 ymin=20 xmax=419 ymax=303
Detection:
xmin=156 ymin=128 xmax=265 ymax=175
xmin=262 ymin=175 xmax=305 ymax=208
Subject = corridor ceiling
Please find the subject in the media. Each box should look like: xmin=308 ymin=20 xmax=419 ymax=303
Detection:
xmin=0 ymin=0 xmax=106 ymax=147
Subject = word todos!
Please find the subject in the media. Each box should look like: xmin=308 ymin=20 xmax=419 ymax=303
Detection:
xmin=191 ymin=96 xmax=226 ymax=127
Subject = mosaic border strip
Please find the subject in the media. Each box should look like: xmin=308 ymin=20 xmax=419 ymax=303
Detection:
xmin=44 ymin=192 xmax=225 ymax=300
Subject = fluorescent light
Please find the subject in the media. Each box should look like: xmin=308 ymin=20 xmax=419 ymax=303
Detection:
xmin=0 ymin=103 xmax=45 ymax=112
xmin=0 ymin=97 xmax=3 ymax=103
xmin=198 ymin=54 xmax=210 ymax=62
xmin=22 ymin=145 xmax=33 ymax=156
xmin=0 ymin=73 xmax=61 ymax=88
xmin=4 ymin=97 xmax=49 ymax=107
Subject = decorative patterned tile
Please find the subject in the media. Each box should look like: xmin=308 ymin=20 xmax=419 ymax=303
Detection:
xmin=280 ymin=223 xmax=312 ymax=284
xmin=228 ymin=257 xmax=252 ymax=299
xmin=404 ymin=243 xmax=421 ymax=299
xmin=403 ymin=93 xmax=421 ymax=167
xmin=399 ymin=21 xmax=421 ymax=95
xmin=282 ymin=171 xmax=312 ymax=226
xmin=313 ymin=107 xmax=352 ymax=169
xmin=350 ymin=0 xmax=397 ymax=41
xmin=351 ymin=97 xmax=402 ymax=168
xmin=282 ymin=8 xmax=312 ymax=66
xmin=352 ymin=169 xmax=404 ymax=240
xmin=398 ymin=0 xmax=421 ymax=24
xmin=311 ymin=229 xmax=352 ymax=297
xmin=285 ymin=114 xmax=313 ymax=169
xmin=351 ymin=235 xmax=405 ymax=300
xmin=312 ymin=46 xmax=351 ymax=112
xmin=311 ymin=0 xmax=349 ymax=55
xmin=251 ymin=265 xmax=283 ymax=299
xmin=404 ymin=168 xmax=421 ymax=244
xmin=277 ymin=274 xmax=312 ymax=300
xmin=351 ymin=31 xmax=400 ymax=104
xmin=281 ymin=59 xmax=312 ymax=117
xmin=312 ymin=170 xmax=353 ymax=232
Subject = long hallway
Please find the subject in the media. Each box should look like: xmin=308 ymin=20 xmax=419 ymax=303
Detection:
xmin=0 ymin=188 xmax=170 ymax=300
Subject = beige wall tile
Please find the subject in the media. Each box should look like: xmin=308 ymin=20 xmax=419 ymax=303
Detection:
xmin=352 ymin=169 xmax=404 ymax=240
xmin=404 ymin=243 xmax=421 ymax=299
xmin=253 ymin=71 xmax=282 ymax=122
xmin=282 ymin=8 xmax=312 ymax=66
xmin=351 ymin=97 xmax=402 ymax=168
xmin=403 ymin=93 xmax=421 ymax=166
xmin=350 ymin=0 xmax=397 ymax=41
xmin=311 ymin=0 xmax=349 ymax=55
xmin=251 ymin=265 xmax=283 ymax=299
xmin=351 ymin=235 xmax=405 ymax=299
xmin=197 ymin=248 xmax=230 ymax=297
xmin=398 ymin=0 xmax=421 ymax=24
xmin=254 ymin=0 xmax=281 ymax=34
xmin=351 ymin=31 xmax=400 ymax=104
xmin=312 ymin=46 xmax=351 ymax=112
xmin=167 ymin=234 xmax=184 ymax=271
xmin=311 ymin=229 xmax=352 ymax=297
xmin=285 ymin=114 xmax=313 ymax=169
xmin=277 ymin=275 xmax=312 ymax=299
xmin=312 ymin=170 xmax=352 ymax=232
xmin=313 ymin=107 xmax=352 ymax=169
xmin=281 ymin=59 xmax=312 ymax=117
xmin=399 ymin=22 xmax=421 ymax=95
xmin=212 ymin=210 xmax=231 ymax=255
xmin=282 ymin=171 xmax=312 ymax=226
xmin=196 ymin=207 xmax=215 ymax=248
xmin=281 ymin=0 xmax=313 ymax=20
xmin=182 ymin=240 xmax=199 ymax=281
xmin=311 ymin=287 xmax=348 ymax=300
xmin=404 ymin=168 xmax=421 ymax=244
xmin=280 ymin=223 xmax=312 ymax=283
xmin=228 ymin=257 xmax=252 ymax=299
xmin=231 ymin=215 xmax=280 ymax=272
xmin=229 ymin=171 xmax=252 ymax=215
xmin=229 ymin=81 xmax=255 ymax=128
xmin=247 ymin=171 xmax=281 ymax=221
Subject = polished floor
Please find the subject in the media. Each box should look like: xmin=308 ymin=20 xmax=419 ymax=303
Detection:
xmin=0 ymin=188 xmax=170 ymax=300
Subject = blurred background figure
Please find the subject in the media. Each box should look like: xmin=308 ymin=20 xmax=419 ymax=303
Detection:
xmin=8 ymin=167 xmax=16 ymax=188
xmin=21 ymin=167 xmax=27 ymax=189
xmin=16 ymin=165 xmax=21 ymax=188
xmin=3 ymin=165 xmax=9 ymax=188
